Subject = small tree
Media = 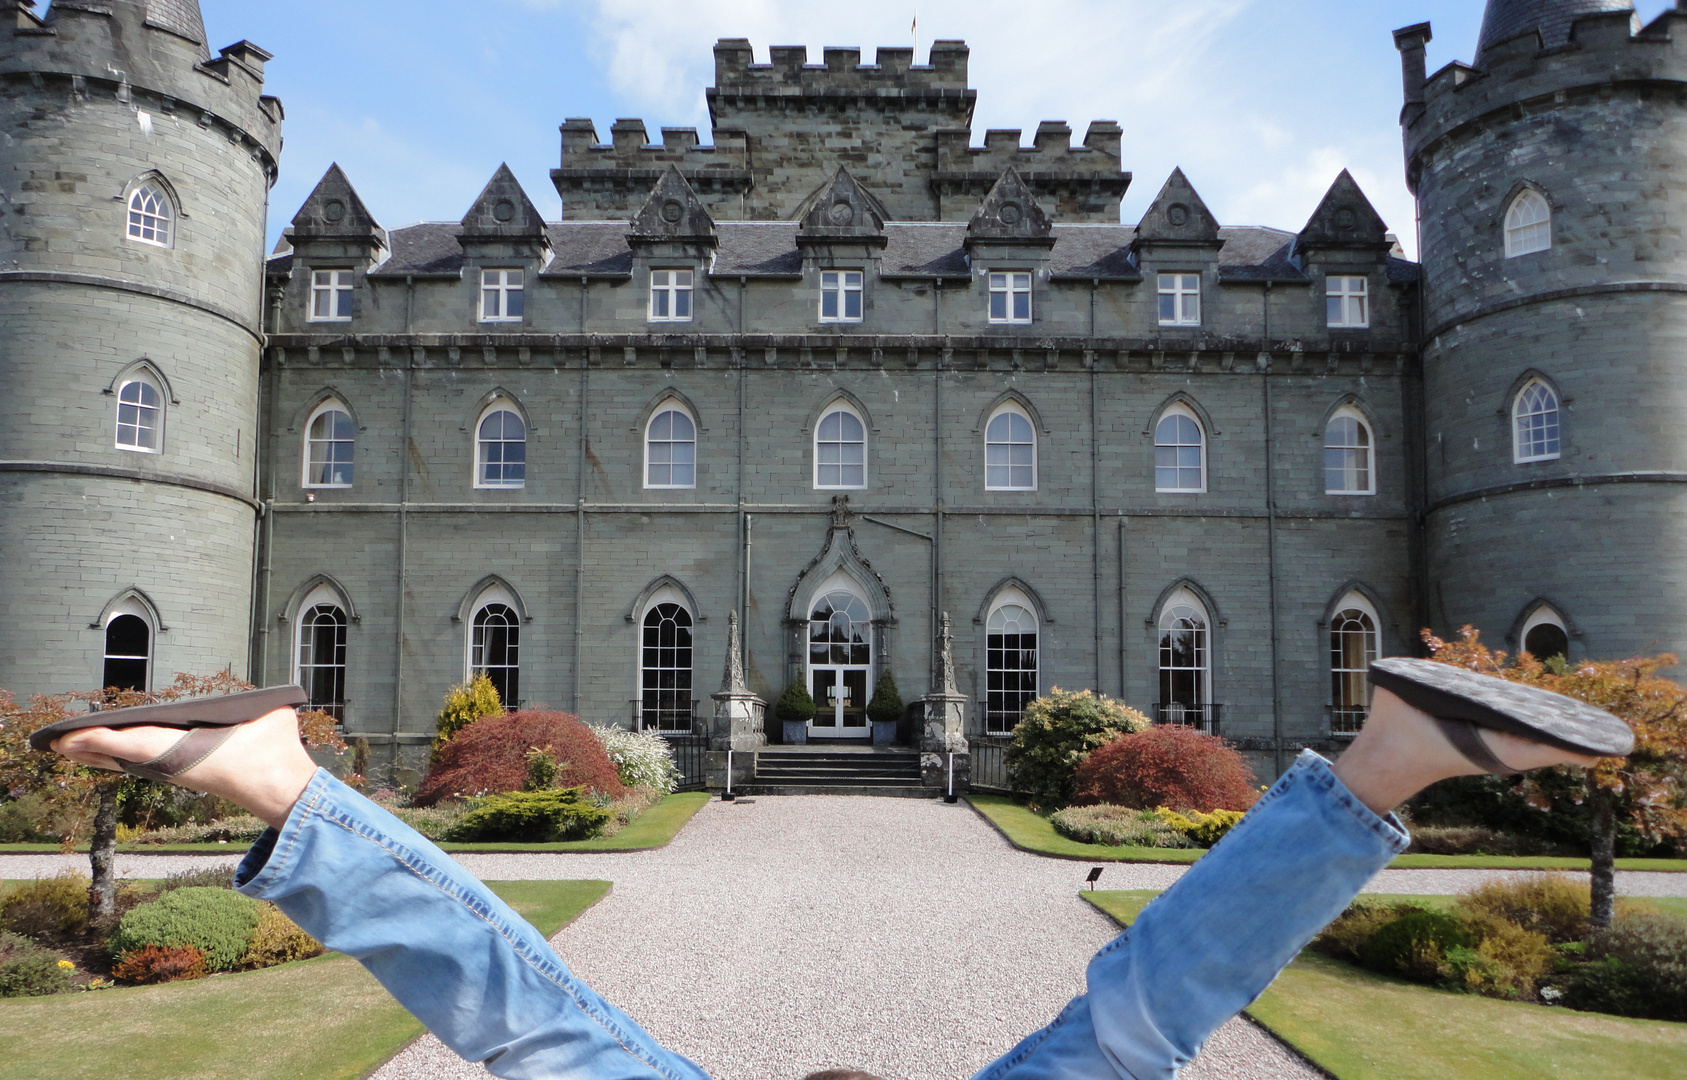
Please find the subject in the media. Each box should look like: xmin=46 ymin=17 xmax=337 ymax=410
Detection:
xmin=774 ymin=681 xmax=817 ymax=724
xmin=1072 ymin=725 xmax=1259 ymax=812
xmin=866 ymin=671 xmax=904 ymax=726
xmin=431 ymin=674 xmax=503 ymax=766
xmin=1005 ymin=688 xmax=1152 ymax=809
xmin=1423 ymin=627 xmax=1687 ymax=928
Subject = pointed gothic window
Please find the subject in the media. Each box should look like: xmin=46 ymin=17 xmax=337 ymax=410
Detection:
xmin=645 ymin=405 xmax=697 ymax=489
xmin=127 ymin=183 xmax=173 ymax=248
xmin=296 ymin=587 xmax=349 ymax=722
xmin=1325 ymin=408 xmax=1375 ymax=495
xmin=103 ymin=611 xmax=152 ymax=692
xmin=985 ymin=591 xmax=1039 ymax=735
xmin=1505 ymin=190 xmax=1552 ymax=258
xmin=115 ymin=373 xmax=164 ymax=453
xmin=985 ymin=404 xmax=1037 ymax=491
xmin=476 ymin=404 xmax=527 ymax=489
xmin=1157 ymin=589 xmax=1214 ymax=731
xmin=304 ymin=402 xmax=355 ymax=488
xmin=1155 ymin=405 xmax=1206 ymax=493
xmin=1513 ymin=379 xmax=1561 ymax=463
xmin=1329 ymin=593 xmax=1379 ymax=735
xmin=1522 ymin=607 xmax=1570 ymax=664
xmin=471 ymin=601 xmax=521 ymax=708
xmin=815 ymin=405 xmax=867 ymax=490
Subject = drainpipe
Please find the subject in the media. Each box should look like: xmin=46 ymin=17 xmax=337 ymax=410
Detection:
xmin=575 ymin=348 xmax=589 ymax=713
xmin=933 ymin=346 xmax=945 ymax=691
xmin=1090 ymin=348 xmax=1102 ymax=691
xmin=393 ymin=277 xmax=415 ymax=749
xmin=739 ymin=349 xmax=750 ymax=673
xmin=1263 ymin=281 xmax=1284 ymax=777
xmin=1118 ymin=517 xmax=1129 ymax=698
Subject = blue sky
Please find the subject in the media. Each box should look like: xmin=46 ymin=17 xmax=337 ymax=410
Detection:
xmin=173 ymin=1 xmax=1676 ymax=259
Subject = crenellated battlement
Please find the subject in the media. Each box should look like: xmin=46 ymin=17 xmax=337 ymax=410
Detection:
xmin=0 ymin=0 xmax=280 ymax=160
xmin=708 ymin=39 xmax=970 ymax=95
xmin=1400 ymin=7 xmax=1687 ymax=169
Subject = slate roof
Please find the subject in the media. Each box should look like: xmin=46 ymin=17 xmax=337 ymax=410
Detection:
xmin=1476 ymin=0 xmax=1633 ymax=61
xmin=269 ymin=221 xmax=1412 ymax=287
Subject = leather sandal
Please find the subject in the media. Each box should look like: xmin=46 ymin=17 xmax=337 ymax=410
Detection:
xmin=1368 ymin=658 xmax=1633 ymax=775
xmin=28 ymin=685 xmax=309 ymax=783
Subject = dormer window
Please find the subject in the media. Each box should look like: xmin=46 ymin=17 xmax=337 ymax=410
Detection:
xmin=820 ymin=271 xmax=864 ymax=323
xmin=1158 ymin=273 xmax=1201 ymax=327
xmin=480 ymin=269 xmax=525 ymax=323
xmin=1327 ymin=276 xmax=1369 ymax=328
xmin=310 ymin=270 xmax=355 ymax=322
xmin=988 ymin=272 xmax=1032 ymax=324
xmin=649 ymin=269 xmax=694 ymax=323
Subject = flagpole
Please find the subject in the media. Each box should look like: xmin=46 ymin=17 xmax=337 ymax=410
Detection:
xmin=912 ymin=2 xmax=919 ymax=62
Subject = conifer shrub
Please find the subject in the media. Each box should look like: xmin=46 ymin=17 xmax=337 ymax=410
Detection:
xmin=0 ymin=930 xmax=73 ymax=997
xmin=417 ymin=711 xmax=625 ymax=807
xmin=431 ymin=673 xmax=504 ymax=765
xmin=1360 ymin=908 xmax=1474 ymax=982
xmin=443 ymin=787 xmax=613 ymax=843
xmin=1049 ymin=804 xmax=1193 ymax=848
xmin=112 ymin=944 xmax=209 ymax=985
xmin=0 ymin=871 xmax=89 ymax=943
xmin=1153 ymin=807 xmax=1246 ymax=848
xmin=109 ymin=886 xmax=262 ymax=972
xmin=589 ymin=725 xmax=681 ymax=795
xmin=1071 ymin=725 xmax=1258 ymax=813
xmin=1454 ymin=873 xmax=1589 ymax=945
xmin=866 ymin=671 xmax=904 ymax=725
xmin=1565 ymin=908 xmax=1687 ymax=1022
xmin=774 ymin=682 xmax=817 ymax=723
xmin=1005 ymin=689 xmax=1151 ymax=808
xmin=239 ymin=903 xmax=323 ymax=969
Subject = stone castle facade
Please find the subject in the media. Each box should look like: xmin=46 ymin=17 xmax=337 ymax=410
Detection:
xmin=2 ymin=0 xmax=1680 ymax=783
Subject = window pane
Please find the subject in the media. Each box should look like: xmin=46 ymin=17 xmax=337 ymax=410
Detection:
xmin=676 ymin=271 xmax=693 ymax=287
xmin=822 ymin=291 xmax=838 ymax=318
xmin=507 ymin=289 xmax=524 ymax=319
xmin=675 ymin=291 xmax=691 ymax=318
xmin=1013 ymin=292 xmax=1030 ymax=320
xmin=653 ymin=291 xmax=669 ymax=318
xmin=990 ymin=292 xmax=1007 ymax=320
xmin=844 ymin=291 xmax=861 ymax=319
xmin=1160 ymin=295 xmax=1176 ymax=321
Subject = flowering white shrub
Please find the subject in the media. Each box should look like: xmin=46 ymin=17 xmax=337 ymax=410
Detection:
xmin=588 ymin=725 xmax=680 ymax=795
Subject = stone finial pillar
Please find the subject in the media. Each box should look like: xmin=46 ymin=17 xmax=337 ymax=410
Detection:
xmin=711 ymin=611 xmax=766 ymax=752
xmin=921 ymin=612 xmax=968 ymax=753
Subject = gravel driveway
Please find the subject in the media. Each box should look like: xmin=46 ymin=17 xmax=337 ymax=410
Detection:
xmin=5 ymin=796 xmax=1685 ymax=1080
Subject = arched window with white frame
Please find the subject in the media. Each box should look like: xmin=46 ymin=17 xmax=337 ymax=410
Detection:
xmin=1329 ymin=592 xmax=1380 ymax=735
xmin=303 ymin=401 xmax=356 ymax=488
xmin=102 ymin=600 xmax=154 ymax=692
xmin=645 ymin=404 xmax=697 ymax=489
xmin=1521 ymin=606 xmax=1570 ymax=664
xmin=814 ymin=403 xmax=867 ymax=490
xmin=127 ymin=181 xmax=174 ymax=248
xmin=1154 ymin=404 xmax=1206 ymax=493
xmin=1157 ymin=588 xmax=1214 ymax=731
xmin=985 ymin=588 xmax=1039 ymax=734
xmin=115 ymin=371 xmax=164 ymax=453
xmin=468 ymin=585 xmax=521 ymax=707
xmin=295 ymin=585 xmax=349 ymax=721
xmin=476 ymin=402 xmax=527 ymax=489
xmin=1505 ymin=189 xmax=1551 ymax=258
xmin=639 ymin=586 xmax=694 ymax=733
xmin=1325 ymin=407 xmax=1375 ymax=495
xmin=985 ymin=404 xmax=1037 ymax=491
xmin=1513 ymin=378 xmax=1561 ymax=463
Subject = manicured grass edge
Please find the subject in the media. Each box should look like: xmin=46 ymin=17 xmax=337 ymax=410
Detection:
xmin=0 ymin=791 xmax=712 ymax=857
xmin=965 ymin=793 xmax=1687 ymax=872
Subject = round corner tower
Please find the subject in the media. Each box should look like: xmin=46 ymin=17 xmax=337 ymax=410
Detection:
xmin=0 ymin=0 xmax=280 ymax=696
xmin=1395 ymin=0 xmax=1687 ymax=664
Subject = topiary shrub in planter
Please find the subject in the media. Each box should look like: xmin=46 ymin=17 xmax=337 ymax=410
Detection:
xmin=417 ymin=711 xmax=625 ymax=806
xmin=109 ymin=886 xmax=262 ymax=973
xmin=112 ymin=944 xmax=209 ymax=985
xmin=443 ymin=787 xmax=614 ymax=843
xmin=0 ymin=930 xmax=74 ymax=997
xmin=866 ymin=671 xmax=904 ymax=745
xmin=775 ymin=682 xmax=816 ymax=745
xmin=1005 ymin=688 xmax=1151 ymax=809
xmin=0 ymin=871 xmax=89 ymax=944
xmin=1071 ymin=725 xmax=1258 ymax=813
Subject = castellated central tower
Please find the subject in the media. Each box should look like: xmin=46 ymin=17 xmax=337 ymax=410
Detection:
xmin=0 ymin=1 xmax=280 ymax=696
xmin=1397 ymin=0 xmax=1687 ymax=664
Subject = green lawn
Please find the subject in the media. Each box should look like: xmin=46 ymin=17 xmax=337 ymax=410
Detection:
xmin=968 ymin=794 xmax=1687 ymax=872
xmin=0 ymin=880 xmax=610 ymax=1080
xmin=1084 ymin=890 xmax=1687 ymax=1080
xmin=0 ymin=791 xmax=712 ymax=857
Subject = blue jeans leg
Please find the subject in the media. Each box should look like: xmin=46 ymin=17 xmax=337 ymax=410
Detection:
xmin=234 ymin=768 xmax=712 ymax=1080
xmin=972 ymin=750 xmax=1410 ymax=1080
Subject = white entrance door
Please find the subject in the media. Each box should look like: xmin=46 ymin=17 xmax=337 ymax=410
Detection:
xmin=808 ymin=590 xmax=872 ymax=740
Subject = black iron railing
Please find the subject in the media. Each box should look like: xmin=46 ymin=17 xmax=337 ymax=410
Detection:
xmin=663 ymin=725 xmax=710 ymax=793
xmin=1328 ymin=706 xmax=1368 ymax=736
xmin=979 ymin=701 xmax=1025 ymax=737
xmin=629 ymin=698 xmax=700 ymax=735
xmin=969 ymin=736 xmax=1017 ymax=794
xmin=1152 ymin=702 xmax=1223 ymax=735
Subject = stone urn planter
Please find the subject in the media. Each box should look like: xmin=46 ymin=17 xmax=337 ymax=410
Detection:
xmin=782 ymin=719 xmax=810 ymax=745
xmin=871 ymin=719 xmax=898 ymax=745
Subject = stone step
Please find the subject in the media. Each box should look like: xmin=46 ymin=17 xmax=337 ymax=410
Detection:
xmin=737 ymin=784 xmax=936 ymax=799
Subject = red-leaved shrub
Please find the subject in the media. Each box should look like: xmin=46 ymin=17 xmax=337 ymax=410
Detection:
xmin=113 ymin=944 xmax=208 ymax=985
xmin=1071 ymin=726 xmax=1259 ymax=812
xmin=416 ymin=711 xmax=625 ymax=806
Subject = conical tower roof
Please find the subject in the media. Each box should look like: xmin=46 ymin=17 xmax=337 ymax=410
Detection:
xmin=146 ymin=1 xmax=209 ymax=55
xmin=1476 ymin=0 xmax=1634 ymax=62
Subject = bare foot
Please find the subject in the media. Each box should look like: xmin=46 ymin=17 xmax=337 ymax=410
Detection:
xmin=52 ymin=707 xmax=318 ymax=830
xmin=1332 ymin=688 xmax=1602 ymax=817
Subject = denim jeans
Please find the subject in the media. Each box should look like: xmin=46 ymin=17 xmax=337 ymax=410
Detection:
xmin=236 ymin=750 xmax=1406 ymax=1080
